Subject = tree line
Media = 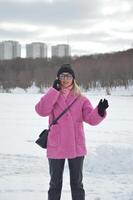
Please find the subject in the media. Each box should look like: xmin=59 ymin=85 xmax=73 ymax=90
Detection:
xmin=0 ymin=48 xmax=133 ymax=91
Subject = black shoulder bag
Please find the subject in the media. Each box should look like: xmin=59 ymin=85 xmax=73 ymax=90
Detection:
xmin=35 ymin=97 xmax=78 ymax=149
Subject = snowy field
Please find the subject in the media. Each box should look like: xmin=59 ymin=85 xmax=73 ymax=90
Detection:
xmin=0 ymin=88 xmax=133 ymax=200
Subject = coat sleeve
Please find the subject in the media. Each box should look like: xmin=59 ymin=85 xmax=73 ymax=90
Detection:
xmin=82 ymin=97 xmax=106 ymax=126
xmin=35 ymin=88 xmax=60 ymax=117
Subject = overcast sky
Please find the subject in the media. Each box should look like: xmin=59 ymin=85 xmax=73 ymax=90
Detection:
xmin=0 ymin=0 xmax=133 ymax=57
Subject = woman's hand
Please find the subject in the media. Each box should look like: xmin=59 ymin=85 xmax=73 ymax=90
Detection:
xmin=53 ymin=79 xmax=61 ymax=91
xmin=98 ymin=99 xmax=109 ymax=117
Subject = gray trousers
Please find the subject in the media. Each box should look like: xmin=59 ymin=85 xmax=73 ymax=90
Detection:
xmin=48 ymin=156 xmax=85 ymax=200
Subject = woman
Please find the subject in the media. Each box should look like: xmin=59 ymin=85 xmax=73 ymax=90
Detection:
xmin=35 ymin=64 xmax=109 ymax=200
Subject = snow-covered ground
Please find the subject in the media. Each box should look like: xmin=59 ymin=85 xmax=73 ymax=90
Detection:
xmin=0 ymin=88 xmax=133 ymax=200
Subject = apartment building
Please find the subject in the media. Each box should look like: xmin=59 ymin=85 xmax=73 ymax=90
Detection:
xmin=51 ymin=44 xmax=70 ymax=57
xmin=26 ymin=42 xmax=47 ymax=58
xmin=0 ymin=41 xmax=21 ymax=60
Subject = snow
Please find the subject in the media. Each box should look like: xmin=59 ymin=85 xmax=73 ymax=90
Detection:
xmin=0 ymin=82 xmax=133 ymax=96
xmin=0 ymin=87 xmax=133 ymax=200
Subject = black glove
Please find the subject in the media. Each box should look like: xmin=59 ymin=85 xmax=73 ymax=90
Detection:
xmin=53 ymin=79 xmax=61 ymax=91
xmin=98 ymin=99 xmax=109 ymax=117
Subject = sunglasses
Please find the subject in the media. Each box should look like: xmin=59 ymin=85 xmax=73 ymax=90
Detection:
xmin=59 ymin=74 xmax=73 ymax=80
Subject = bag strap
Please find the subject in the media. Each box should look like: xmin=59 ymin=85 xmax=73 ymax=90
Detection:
xmin=49 ymin=96 xmax=79 ymax=130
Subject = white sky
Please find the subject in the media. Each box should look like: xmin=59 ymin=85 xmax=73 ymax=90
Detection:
xmin=0 ymin=0 xmax=133 ymax=57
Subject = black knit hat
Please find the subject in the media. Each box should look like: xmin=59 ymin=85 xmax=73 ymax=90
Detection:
xmin=57 ymin=64 xmax=75 ymax=79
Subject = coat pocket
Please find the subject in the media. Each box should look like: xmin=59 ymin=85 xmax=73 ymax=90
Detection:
xmin=47 ymin=124 xmax=60 ymax=147
xmin=75 ymin=122 xmax=85 ymax=145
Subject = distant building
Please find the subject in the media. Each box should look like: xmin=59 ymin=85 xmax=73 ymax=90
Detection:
xmin=26 ymin=42 xmax=47 ymax=58
xmin=0 ymin=40 xmax=21 ymax=60
xmin=51 ymin=44 xmax=71 ymax=57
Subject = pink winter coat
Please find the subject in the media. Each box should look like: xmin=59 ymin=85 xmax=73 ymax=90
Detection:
xmin=35 ymin=88 xmax=106 ymax=159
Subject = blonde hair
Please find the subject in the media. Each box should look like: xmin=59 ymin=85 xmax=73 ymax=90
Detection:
xmin=71 ymin=80 xmax=82 ymax=96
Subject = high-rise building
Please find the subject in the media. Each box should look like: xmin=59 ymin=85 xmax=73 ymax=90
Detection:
xmin=0 ymin=40 xmax=21 ymax=60
xmin=26 ymin=42 xmax=47 ymax=58
xmin=51 ymin=44 xmax=71 ymax=57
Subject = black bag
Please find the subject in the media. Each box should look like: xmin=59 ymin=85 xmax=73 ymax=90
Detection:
xmin=35 ymin=96 xmax=79 ymax=149
xmin=35 ymin=129 xmax=49 ymax=149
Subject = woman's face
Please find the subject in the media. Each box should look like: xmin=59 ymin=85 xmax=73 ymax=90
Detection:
xmin=59 ymin=73 xmax=73 ymax=88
